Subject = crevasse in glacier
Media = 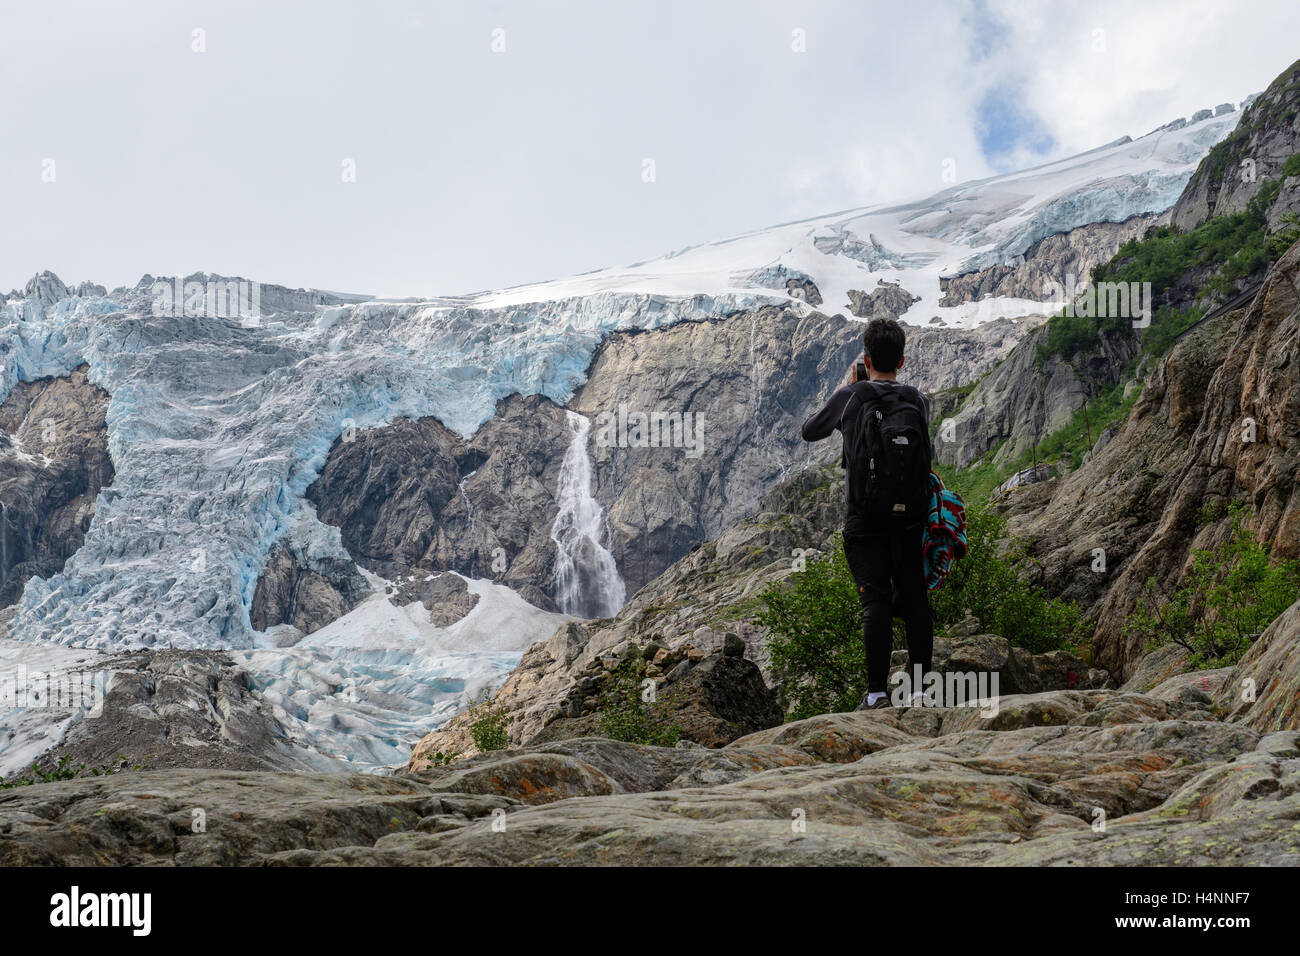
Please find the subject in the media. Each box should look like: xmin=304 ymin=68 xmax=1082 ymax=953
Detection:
xmin=0 ymin=282 xmax=776 ymax=650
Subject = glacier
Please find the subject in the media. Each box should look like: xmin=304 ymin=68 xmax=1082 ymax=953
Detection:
xmin=0 ymin=103 xmax=1240 ymax=770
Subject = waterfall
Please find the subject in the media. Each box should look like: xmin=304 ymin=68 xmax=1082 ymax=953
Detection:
xmin=550 ymin=411 xmax=626 ymax=618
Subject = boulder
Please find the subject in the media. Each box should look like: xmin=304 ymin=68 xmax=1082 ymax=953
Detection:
xmin=1215 ymin=597 xmax=1300 ymax=732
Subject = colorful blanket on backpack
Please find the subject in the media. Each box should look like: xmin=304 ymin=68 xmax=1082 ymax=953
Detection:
xmin=923 ymin=470 xmax=967 ymax=591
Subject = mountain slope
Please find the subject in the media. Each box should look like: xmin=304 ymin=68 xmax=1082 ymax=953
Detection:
xmin=1003 ymin=238 xmax=1300 ymax=676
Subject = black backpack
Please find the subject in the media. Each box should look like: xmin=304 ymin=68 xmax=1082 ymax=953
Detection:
xmin=843 ymin=381 xmax=931 ymax=524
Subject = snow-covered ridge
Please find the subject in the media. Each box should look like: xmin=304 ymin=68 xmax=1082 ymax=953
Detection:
xmin=453 ymin=105 xmax=1240 ymax=327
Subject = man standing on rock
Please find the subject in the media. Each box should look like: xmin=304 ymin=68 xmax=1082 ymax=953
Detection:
xmin=800 ymin=317 xmax=934 ymax=709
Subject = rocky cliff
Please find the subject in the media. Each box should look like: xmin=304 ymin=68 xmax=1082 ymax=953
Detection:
xmin=1000 ymin=238 xmax=1300 ymax=676
xmin=304 ymin=393 xmax=573 ymax=612
xmin=939 ymin=214 xmax=1163 ymax=305
xmin=934 ymin=322 xmax=1140 ymax=469
xmin=0 ymin=366 xmax=114 ymax=609
xmin=1171 ymin=60 xmax=1300 ymax=231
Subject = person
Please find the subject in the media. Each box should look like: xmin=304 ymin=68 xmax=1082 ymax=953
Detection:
xmin=800 ymin=317 xmax=934 ymax=709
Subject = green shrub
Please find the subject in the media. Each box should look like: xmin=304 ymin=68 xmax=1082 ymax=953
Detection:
xmin=1037 ymin=307 xmax=1127 ymax=365
xmin=757 ymin=541 xmax=867 ymax=720
xmin=595 ymin=661 xmax=682 ymax=747
xmin=1141 ymin=303 xmax=1206 ymax=357
xmin=1125 ymin=505 xmax=1300 ymax=668
xmin=928 ymin=503 xmax=1087 ymax=653
xmin=467 ymin=698 xmax=511 ymax=752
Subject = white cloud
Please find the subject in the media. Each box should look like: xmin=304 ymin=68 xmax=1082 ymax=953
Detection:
xmin=1 ymin=0 xmax=1296 ymax=296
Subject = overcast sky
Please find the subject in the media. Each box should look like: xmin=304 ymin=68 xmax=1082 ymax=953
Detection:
xmin=3 ymin=0 xmax=1299 ymax=298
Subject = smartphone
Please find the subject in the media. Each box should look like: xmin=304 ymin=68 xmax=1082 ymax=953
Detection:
xmin=855 ymin=361 xmax=867 ymax=382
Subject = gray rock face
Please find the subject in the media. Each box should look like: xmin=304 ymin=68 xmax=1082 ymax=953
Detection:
xmin=5 ymin=686 xmax=1296 ymax=866
xmin=902 ymin=316 xmax=1035 ymax=394
xmin=305 ymin=394 xmax=572 ymax=611
xmin=24 ymin=649 xmax=315 ymax=775
xmin=846 ymin=280 xmax=920 ymax=320
xmin=934 ymin=321 xmax=1140 ymax=469
xmin=938 ymin=214 xmax=1163 ymax=305
xmin=1001 ymin=240 xmax=1300 ymax=675
xmin=572 ymin=305 xmax=860 ymax=597
xmin=249 ymin=544 xmax=369 ymax=636
xmin=0 ymin=366 xmax=115 ymax=608
xmin=389 ymin=571 xmax=481 ymax=627
xmin=1171 ymin=59 xmax=1300 ymax=231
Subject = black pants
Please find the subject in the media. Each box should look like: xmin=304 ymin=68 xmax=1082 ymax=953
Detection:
xmin=843 ymin=523 xmax=933 ymax=694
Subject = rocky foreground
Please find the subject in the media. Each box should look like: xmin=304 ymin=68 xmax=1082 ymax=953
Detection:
xmin=2 ymin=653 xmax=1297 ymax=865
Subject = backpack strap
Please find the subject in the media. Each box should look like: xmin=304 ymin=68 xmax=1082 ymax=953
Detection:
xmin=840 ymin=379 xmax=879 ymax=430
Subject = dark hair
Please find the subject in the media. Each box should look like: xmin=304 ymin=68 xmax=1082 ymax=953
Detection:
xmin=862 ymin=318 xmax=905 ymax=373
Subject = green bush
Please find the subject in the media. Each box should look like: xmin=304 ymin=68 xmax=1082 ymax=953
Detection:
xmin=1037 ymin=307 xmax=1127 ymax=365
xmin=758 ymin=514 xmax=1085 ymax=720
xmin=1140 ymin=303 xmax=1206 ymax=357
xmin=1125 ymin=505 xmax=1300 ymax=668
xmin=467 ymin=698 xmax=511 ymax=752
xmin=757 ymin=541 xmax=867 ymax=720
xmin=928 ymin=503 xmax=1087 ymax=653
xmin=595 ymin=661 xmax=682 ymax=747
